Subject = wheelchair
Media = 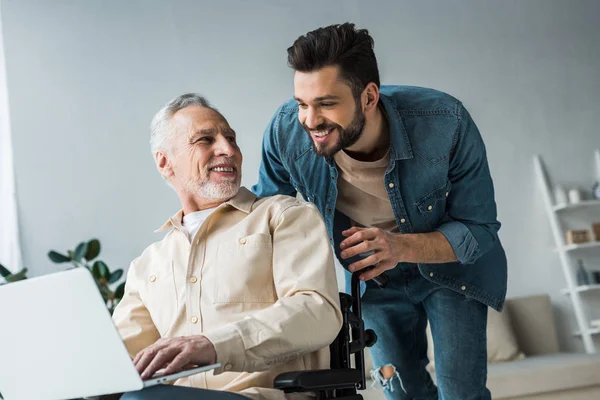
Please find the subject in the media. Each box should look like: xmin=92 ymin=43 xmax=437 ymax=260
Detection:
xmin=273 ymin=271 xmax=384 ymax=400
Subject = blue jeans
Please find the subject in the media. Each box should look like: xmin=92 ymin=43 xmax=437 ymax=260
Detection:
xmin=363 ymin=266 xmax=490 ymax=400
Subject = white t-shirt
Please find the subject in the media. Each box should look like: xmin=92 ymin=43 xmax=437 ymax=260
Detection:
xmin=183 ymin=207 xmax=217 ymax=242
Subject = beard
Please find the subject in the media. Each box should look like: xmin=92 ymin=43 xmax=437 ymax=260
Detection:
xmin=181 ymin=159 xmax=241 ymax=201
xmin=303 ymin=102 xmax=366 ymax=158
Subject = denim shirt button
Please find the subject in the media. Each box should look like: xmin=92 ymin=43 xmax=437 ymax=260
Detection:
xmin=427 ymin=205 xmax=433 ymax=211
xmin=461 ymin=285 xmax=467 ymax=291
xmin=400 ymin=218 xmax=406 ymax=223
xmin=429 ymin=272 xmax=434 ymax=277
xmin=388 ymin=183 xmax=395 ymax=188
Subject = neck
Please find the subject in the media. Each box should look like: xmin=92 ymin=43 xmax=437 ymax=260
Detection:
xmin=179 ymin=193 xmax=227 ymax=215
xmin=343 ymin=104 xmax=389 ymax=162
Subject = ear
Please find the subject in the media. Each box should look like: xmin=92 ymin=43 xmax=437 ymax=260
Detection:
xmin=155 ymin=150 xmax=174 ymax=180
xmin=362 ymin=83 xmax=380 ymax=113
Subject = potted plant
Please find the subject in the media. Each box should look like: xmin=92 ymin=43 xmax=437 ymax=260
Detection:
xmin=0 ymin=264 xmax=27 ymax=285
xmin=48 ymin=238 xmax=126 ymax=315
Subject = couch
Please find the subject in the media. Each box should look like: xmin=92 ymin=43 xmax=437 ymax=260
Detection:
xmin=363 ymin=294 xmax=600 ymax=399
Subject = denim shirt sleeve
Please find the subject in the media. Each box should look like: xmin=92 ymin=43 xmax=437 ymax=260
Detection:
xmin=436 ymin=103 xmax=501 ymax=264
xmin=251 ymin=108 xmax=297 ymax=198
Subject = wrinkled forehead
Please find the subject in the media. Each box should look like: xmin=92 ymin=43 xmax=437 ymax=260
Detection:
xmin=172 ymin=106 xmax=232 ymax=136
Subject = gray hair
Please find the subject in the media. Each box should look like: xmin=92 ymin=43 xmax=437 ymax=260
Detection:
xmin=149 ymin=93 xmax=219 ymax=154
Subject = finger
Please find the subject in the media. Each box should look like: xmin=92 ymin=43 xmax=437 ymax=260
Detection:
xmin=340 ymin=229 xmax=375 ymax=251
xmin=161 ymin=352 xmax=192 ymax=376
xmin=359 ymin=263 xmax=392 ymax=281
xmin=142 ymin=348 xmax=176 ymax=379
xmin=341 ymin=240 xmax=374 ymax=260
xmin=347 ymin=254 xmax=380 ymax=272
xmin=133 ymin=350 xmax=143 ymax=365
xmin=341 ymin=226 xmax=361 ymax=238
xmin=134 ymin=348 xmax=158 ymax=376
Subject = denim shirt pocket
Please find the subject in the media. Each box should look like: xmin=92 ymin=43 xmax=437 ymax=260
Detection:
xmin=416 ymin=180 xmax=452 ymax=230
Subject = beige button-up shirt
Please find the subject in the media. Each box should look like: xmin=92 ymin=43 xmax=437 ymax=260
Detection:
xmin=112 ymin=187 xmax=342 ymax=399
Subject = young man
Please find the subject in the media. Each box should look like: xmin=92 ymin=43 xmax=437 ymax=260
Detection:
xmin=252 ymin=23 xmax=507 ymax=400
xmin=113 ymin=93 xmax=342 ymax=400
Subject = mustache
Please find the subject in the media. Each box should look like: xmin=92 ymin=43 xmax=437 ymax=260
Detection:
xmin=207 ymin=158 xmax=239 ymax=169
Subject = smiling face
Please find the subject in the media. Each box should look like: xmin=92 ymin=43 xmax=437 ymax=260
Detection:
xmin=157 ymin=105 xmax=242 ymax=202
xmin=294 ymin=65 xmax=366 ymax=158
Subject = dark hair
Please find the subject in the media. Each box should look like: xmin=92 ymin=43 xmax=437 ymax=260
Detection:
xmin=287 ymin=23 xmax=380 ymax=98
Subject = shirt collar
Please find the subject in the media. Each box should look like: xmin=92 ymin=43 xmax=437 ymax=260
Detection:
xmin=379 ymin=93 xmax=413 ymax=161
xmin=154 ymin=186 xmax=257 ymax=232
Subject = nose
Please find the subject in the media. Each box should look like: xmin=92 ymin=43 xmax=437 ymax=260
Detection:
xmin=214 ymin=135 xmax=237 ymax=157
xmin=303 ymin=107 xmax=324 ymax=130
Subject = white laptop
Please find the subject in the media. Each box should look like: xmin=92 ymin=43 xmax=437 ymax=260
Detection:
xmin=0 ymin=268 xmax=220 ymax=400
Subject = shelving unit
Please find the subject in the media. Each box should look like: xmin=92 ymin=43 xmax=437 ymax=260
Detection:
xmin=561 ymin=284 xmax=600 ymax=295
xmin=534 ymin=149 xmax=600 ymax=354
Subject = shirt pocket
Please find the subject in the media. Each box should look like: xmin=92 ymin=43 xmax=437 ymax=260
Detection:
xmin=416 ymin=180 xmax=452 ymax=230
xmin=141 ymin=263 xmax=178 ymax=336
xmin=213 ymin=233 xmax=276 ymax=303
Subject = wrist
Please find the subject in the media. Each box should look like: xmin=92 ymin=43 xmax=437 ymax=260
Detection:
xmin=194 ymin=335 xmax=217 ymax=365
xmin=393 ymin=233 xmax=410 ymax=263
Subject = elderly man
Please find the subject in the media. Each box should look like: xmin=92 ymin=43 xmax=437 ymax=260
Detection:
xmin=112 ymin=93 xmax=342 ymax=400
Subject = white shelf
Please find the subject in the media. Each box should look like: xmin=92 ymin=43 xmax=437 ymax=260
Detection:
xmin=557 ymin=241 xmax=600 ymax=252
xmin=574 ymin=327 xmax=600 ymax=337
xmin=535 ymin=151 xmax=600 ymax=354
xmin=553 ymin=199 xmax=600 ymax=212
xmin=561 ymin=284 xmax=600 ymax=295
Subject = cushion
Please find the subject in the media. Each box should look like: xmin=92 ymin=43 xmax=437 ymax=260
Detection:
xmin=487 ymin=353 xmax=600 ymax=398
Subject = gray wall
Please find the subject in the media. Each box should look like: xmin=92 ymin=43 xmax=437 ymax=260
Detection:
xmin=2 ymin=0 xmax=600 ymax=351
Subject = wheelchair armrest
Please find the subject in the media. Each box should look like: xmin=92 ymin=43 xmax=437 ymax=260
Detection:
xmin=273 ymin=369 xmax=362 ymax=392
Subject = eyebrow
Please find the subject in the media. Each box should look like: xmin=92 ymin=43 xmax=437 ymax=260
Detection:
xmin=294 ymin=95 xmax=341 ymax=103
xmin=191 ymin=127 xmax=236 ymax=138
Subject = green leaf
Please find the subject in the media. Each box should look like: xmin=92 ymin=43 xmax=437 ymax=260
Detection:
xmin=115 ymin=282 xmax=126 ymax=300
xmin=108 ymin=269 xmax=123 ymax=284
xmin=73 ymin=242 xmax=88 ymax=262
xmin=85 ymin=239 xmax=101 ymax=261
xmin=92 ymin=261 xmax=109 ymax=279
xmin=48 ymin=251 xmax=71 ymax=263
xmin=0 ymin=263 xmax=12 ymax=278
xmin=6 ymin=268 xmax=28 ymax=282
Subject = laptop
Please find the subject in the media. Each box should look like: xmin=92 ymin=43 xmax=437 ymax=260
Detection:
xmin=0 ymin=268 xmax=220 ymax=400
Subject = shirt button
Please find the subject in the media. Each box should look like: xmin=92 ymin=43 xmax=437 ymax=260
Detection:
xmin=461 ymin=285 xmax=467 ymax=291
xmin=445 ymin=192 xmax=449 ymax=197
xmin=326 ymin=208 xmax=332 ymax=213
xmin=190 ymin=316 xmax=198 ymax=324
xmin=400 ymin=218 xmax=406 ymax=223
xmin=189 ymin=276 xmax=198 ymax=284
xmin=224 ymin=363 xmax=233 ymax=371
xmin=429 ymin=272 xmax=434 ymax=277
xmin=149 ymin=276 xmax=157 ymax=283
xmin=427 ymin=205 xmax=433 ymax=211
xmin=239 ymin=238 xmax=247 ymax=245
xmin=388 ymin=183 xmax=395 ymax=188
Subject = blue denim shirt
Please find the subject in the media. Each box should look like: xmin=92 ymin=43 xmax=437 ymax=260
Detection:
xmin=252 ymin=85 xmax=507 ymax=311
